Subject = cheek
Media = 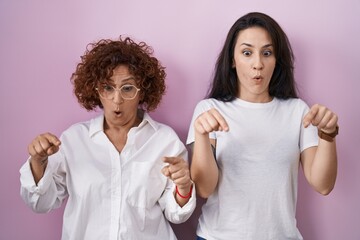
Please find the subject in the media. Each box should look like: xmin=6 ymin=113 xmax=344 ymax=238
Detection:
xmin=268 ymin=58 xmax=276 ymax=68
xmin=100 ymin=99 xmax=113 ymax=111
xmin=127 ymin=98 xmax=141 ymax=109
xmin=99 ymin=99 xmax=107 ymax=108
xmin=234 ymin=56 xmax=249 ymax=68
xmin=267 ymin=62 xmax=276 ymax=75
xmin=263 ymin=58 xmax=275 ymax=73
xmin=234 ymin=62 xmax=248 ymax=76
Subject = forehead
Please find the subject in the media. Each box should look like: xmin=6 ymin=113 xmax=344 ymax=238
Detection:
xmin=109 ymin=65 xmax=135 ymax=83
xmin=235 ymin=27 xmax=272 ymax=45
xmin=112 ymin=65 xmax=131 ymax=76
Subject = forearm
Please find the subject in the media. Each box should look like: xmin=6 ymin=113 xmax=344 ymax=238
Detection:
xmin=191 ymin=132 xmax=219 ymax=198
xmin=309 ymin=139 xmax=338 ymax=195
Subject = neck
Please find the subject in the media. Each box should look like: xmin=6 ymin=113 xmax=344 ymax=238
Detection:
xmin=103 ymin=112 xmax=143 ymax=153
xmin=104 ymin=114 xmax=142 ymax=133
xmin=239 ymin=94 xmax=273 ymax=103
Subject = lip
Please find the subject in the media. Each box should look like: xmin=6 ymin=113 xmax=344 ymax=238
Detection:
xmin=252 ymin=70 xmax=263 ymax=79
xmin=114 ymin=108 xmax=122 ymax=116
xmin=113 ymin=112 xmax=122 ymax=119
xmin=252 ymin=75 xmax=263 ymax=80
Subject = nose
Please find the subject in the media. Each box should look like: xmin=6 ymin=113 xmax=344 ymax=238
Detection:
xmin=112 ymin=89 xmax=124 ymax=104
xmin=252 ymin=54 xmax=264 ymax=70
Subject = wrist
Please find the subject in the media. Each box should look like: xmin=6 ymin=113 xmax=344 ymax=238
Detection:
xmin=176 ymin=184 xmax=193 ymax=199
xmin=195 ymin=130 xmax=210 ymax=137
xmin=318 ymin=125 xmax=339 ymax=142
xmin=30 ymin=157 xmax=48 ymax=168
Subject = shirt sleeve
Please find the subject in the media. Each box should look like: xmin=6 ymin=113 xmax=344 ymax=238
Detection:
xmin=161 ymin=180 xmax=196 ymax=224
xmin=19 ymin=150 xmax=68 ymax=213
xmin=158 ymin=138 xmax=196 ymax=224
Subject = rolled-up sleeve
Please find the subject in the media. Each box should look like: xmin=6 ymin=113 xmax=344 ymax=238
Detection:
xmin=19 ymin=152 xmax=68 ymax=213
xmin=160 ymin=181 xmax=196 ymax=223
xmin=157 ymin=137 xmax=197 ymax=224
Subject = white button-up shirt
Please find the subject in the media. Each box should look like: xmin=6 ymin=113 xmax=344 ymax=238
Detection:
xmin=20 ymin=113 xmax=196 ymax=240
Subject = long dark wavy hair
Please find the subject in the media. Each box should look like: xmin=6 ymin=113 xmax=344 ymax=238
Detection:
xmin=208 ymin=12 xmax=297 ymax=101
xmin=71 ymin=36 xmax=166 ymax=111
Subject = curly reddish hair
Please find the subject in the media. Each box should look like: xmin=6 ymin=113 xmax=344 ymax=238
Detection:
xmin=71 ymin=36 xmax=166 ymax=111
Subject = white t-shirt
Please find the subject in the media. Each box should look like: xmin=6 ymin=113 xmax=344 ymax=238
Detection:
xmin=20 ymin=112 xmax=196 ymax=240
xmin=187 ymin=97 xmax=318 ymax=240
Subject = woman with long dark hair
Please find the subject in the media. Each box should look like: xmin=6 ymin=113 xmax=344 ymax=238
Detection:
xmin=187 ymin=12 xmax=338 ymax=239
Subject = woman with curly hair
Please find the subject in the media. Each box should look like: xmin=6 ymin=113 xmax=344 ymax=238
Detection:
xmin=20 ymin=36 xmax=196 ymax=240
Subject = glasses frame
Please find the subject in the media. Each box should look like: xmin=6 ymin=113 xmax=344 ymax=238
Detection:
xmin=96 ymin=84 xmax=141 ymax=100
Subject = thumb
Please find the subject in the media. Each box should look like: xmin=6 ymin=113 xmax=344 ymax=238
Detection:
xmin=46 ymin=145 xmax=60 ymax=156
xmin=161 ymin=165 xmax=171 ymax=177
xmin=303 ymin=105 xmax=320 ymax=128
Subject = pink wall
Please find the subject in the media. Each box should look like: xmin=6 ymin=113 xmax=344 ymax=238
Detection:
xmin=1 ymin=0 xmax=359 ymax=239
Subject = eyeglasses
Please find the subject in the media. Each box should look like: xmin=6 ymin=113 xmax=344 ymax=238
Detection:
xmin=96 ymin=84 xmax=140 ymax=100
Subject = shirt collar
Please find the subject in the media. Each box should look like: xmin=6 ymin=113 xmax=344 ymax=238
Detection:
xmin=88 ymin=110 xmax=159 ymax=138
xmin=89 ymin=114 xmax=105 ymax=138
xmin=139 ymin=111 xmax=159 ymax=131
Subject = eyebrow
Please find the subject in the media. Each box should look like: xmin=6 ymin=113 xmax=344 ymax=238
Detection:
xmin=119 ymin=76 xmax=136 ymax=82
xmin=108 ymin=76 xmax=136 ymax=84
xmin=240 ymin=43 xmax=273 ymax=48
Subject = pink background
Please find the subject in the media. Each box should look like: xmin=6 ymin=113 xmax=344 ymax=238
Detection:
xmin=1 ymin=0 xmax=359 ymax=239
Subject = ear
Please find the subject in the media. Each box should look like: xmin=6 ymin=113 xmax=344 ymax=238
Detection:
xmin=232 ymin=58 xmax=236 ymax=68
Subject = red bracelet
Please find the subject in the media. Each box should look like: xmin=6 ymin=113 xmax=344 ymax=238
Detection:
xmin=176 ymin=185 xmax=193 ymax=198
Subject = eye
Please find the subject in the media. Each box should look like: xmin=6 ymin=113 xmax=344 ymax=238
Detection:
xmin=242 ymin=50 xmax=252 ymax=56
xmin=122 ymin=85 xmax=135 ymax=92
xmin=103 ymin=85 xmax=114 ymax=92
xmin=263 ymin=50 xmax=272 ymax=56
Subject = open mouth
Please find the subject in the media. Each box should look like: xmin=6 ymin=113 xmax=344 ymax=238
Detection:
xmin=114 ymin=110 xmax=122 ymax=116
xmin=253 ymin=76 xmax=262 ymax=81
xmin=252 ymin=72 xmax=263 ymax=81
xmin=253 ymin=71 xmax=262 ymax=79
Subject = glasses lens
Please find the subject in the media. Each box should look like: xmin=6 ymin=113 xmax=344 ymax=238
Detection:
xmin=98 ymin=84 xmax=139 ymax=100
xmin=121 ymin=85 xmax=138 ymax=99
xmin=98 ymin=85 xmax=114 ymax=99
